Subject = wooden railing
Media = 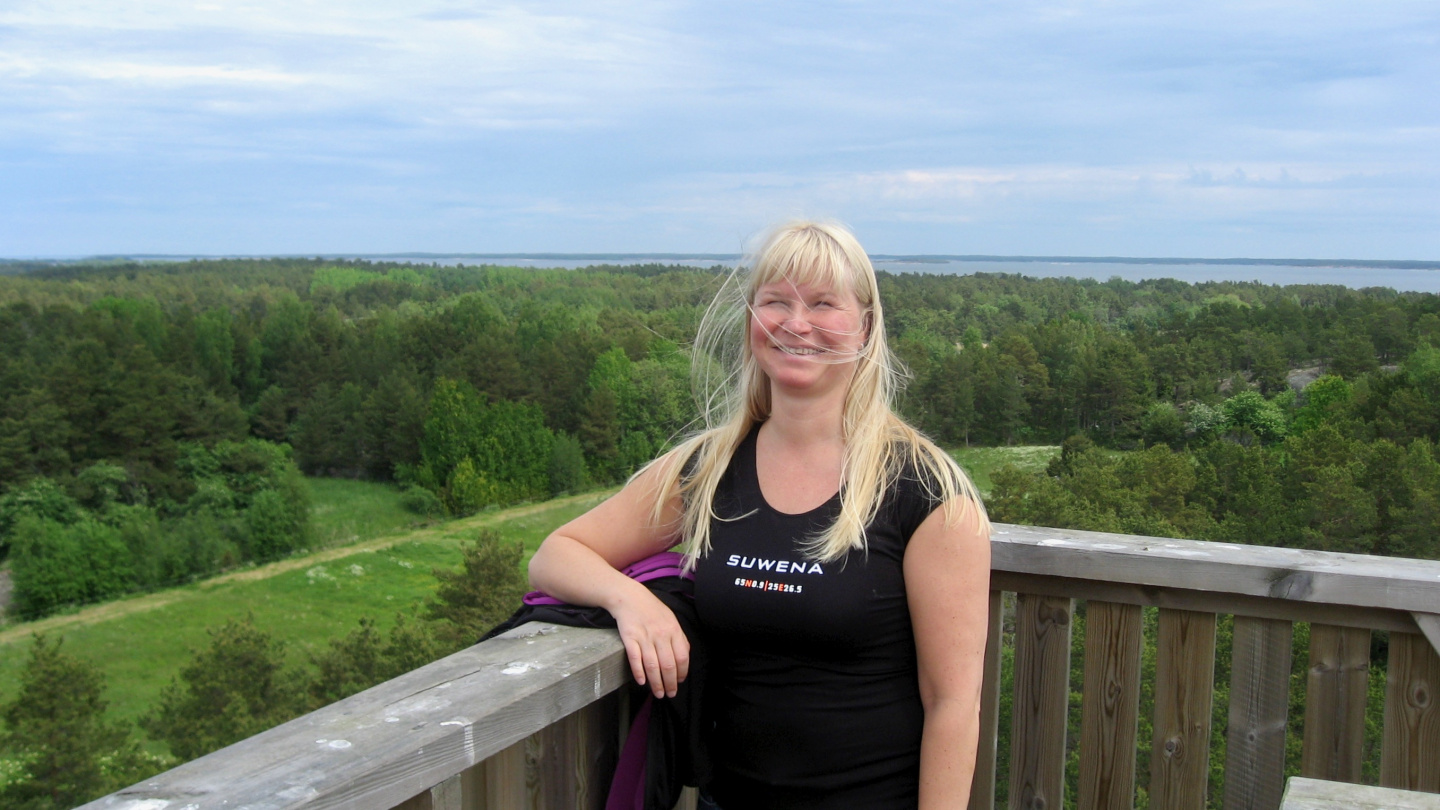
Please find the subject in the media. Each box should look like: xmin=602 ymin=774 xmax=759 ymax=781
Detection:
xmin=82 ymin=525 xmax=1440 ymax=810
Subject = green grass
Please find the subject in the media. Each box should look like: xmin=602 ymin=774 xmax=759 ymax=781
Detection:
xmin=306 ymin=477 xmax=425 ymax=550
xmin=0 ymin=485 xmax=612 ymax=745
xmin=949 ymin=445 xmax=1059 ymax=495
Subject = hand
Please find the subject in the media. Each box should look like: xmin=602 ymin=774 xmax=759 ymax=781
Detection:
xmin=611 ymin=586 xmax=690 ymax=699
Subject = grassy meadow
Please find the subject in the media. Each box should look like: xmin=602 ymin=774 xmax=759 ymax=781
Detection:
xmin=0 ymin=481 xmax=609 ymax=738
xmin=0 ymin=444 xmax=1044 ymax=754
xmin=950 ymin=445 xmax=1058 ymax=495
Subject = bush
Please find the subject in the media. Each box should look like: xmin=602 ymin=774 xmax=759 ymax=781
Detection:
xmin=0 ymin=635 xmax=156 ymax=810
xmin=424 ymin=529 xmax=528 ymax=650
xmin=141 ymin=617 xmax=306 ymax=761
xmin=307 ymin=615 xmax=442 ymax=708
xmin=9 ymin=518 xmax=135 ymax=619
xmin=399 ymin=485 xmax=444 ymax=518
xmin=548 ymin=433 xmax=588 ymax=496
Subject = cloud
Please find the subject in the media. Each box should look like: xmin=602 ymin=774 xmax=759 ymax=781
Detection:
xmin=0 ymin=0 xmax=1435 ymax=257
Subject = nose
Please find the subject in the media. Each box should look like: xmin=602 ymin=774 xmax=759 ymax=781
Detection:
xmin=781 ymin=311 xmax=813 ymax=333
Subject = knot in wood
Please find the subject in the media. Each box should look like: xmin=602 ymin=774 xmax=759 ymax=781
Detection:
xmin=1038 ymin=601 xmax=1069 ymax=627
xmin=1164 ymin=735 xmax=1183 ymax=758
xmin=1411 ymin=682 xmax=1431 ymax=709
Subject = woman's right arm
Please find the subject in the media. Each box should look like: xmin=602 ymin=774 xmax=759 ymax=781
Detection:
xmin=527 ymin=461 xmax=690 ymax=699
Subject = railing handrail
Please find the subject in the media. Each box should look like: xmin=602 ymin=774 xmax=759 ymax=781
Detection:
xmin=80 ymin=623 xmax=627 ymax=810
xmin=992 ymin=523 xmax=1440 ymax=616
xmin=80 ymin=526 xmax=1440 ymax=810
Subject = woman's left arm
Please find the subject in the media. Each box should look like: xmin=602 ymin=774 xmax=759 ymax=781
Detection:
xmin=904 ymin=500 xmax=992 ymax=809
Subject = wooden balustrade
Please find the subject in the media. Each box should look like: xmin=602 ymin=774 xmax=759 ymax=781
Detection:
xmin=82 ymin=524 xmax=1440 ymax=810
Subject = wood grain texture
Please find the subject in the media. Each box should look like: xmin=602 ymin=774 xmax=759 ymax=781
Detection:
xmin=1282 ymin=776 xmax=1440 ymax=809
xmin=990 ymin=572 xmax=1419 ymax=635
xmin=969 ymin=590 xmax=1005 ymax=810
xmin=1381 ymin=632 xmax=1440 ymax=792
xmin=1416 ymin=613 xmax=1440 ymax=659
xmin=1300 ymin=624 xmax=1370 ymax=783
xmin=1149 ymin=609 xmax=1217 ymax=810
xmin=483 ymin=738 xmax=528 ymax=809
xmin=1077 ymin=601 xmax=1142 ymax=810
xmin=77 ymin=623 xmax=629 ymax=810
xmin=990 ymin=524 xmax=1440 ymax=616
xmin=1223 ymin=617 xmax=1293 ymax=810
xmin=1008 ymin=594 xmax=1073 ymax=810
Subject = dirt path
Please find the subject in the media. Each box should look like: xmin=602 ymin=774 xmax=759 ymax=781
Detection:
xmin=0 ymin=490 xmax=610 ymax=646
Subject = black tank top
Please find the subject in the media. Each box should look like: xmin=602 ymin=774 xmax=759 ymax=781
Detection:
xmin=693 ymin=426 xmax=943 ymax=809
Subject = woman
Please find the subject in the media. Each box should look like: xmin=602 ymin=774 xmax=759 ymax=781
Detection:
xmin=528 ymin=221 xmax=991 ymax=809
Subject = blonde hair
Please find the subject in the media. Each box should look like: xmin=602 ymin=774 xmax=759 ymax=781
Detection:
xmin=645 ymin=220 xmax=988 ymax=565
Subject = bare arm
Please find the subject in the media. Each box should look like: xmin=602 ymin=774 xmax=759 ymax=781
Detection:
xmin=905 ymin=501 xmax=991 ymax=808
xmin=528 ymin=461 xmax=689 ymax=699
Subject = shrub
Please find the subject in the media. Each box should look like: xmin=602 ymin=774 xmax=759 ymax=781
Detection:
xmin=424 ymin=529 xmax=528 ymax=651
xmin=141 ymin=617 xmax=306 ymax=761
xmin=9 ymin=518 xmax=135 ymax=619
xmin=0 ymin=635 xmax=155 ymax=810
xmin=399 ymin=485 xmax=443 ymax=518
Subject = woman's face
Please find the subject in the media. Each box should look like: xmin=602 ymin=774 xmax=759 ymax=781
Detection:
xmin=748 ymin=276 xmax=868 ymax=398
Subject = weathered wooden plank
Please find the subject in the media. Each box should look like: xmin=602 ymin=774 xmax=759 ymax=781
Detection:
xmin=1415 ymin=612 xmax=1440 ymax=658
xmin=991 ymin=524 xmax=1440 ymax=616
xmin=991 ymin=571 xmax=1420 ymax=635
xmin=1149 ymin=608 xmax=1217 ymax=810
xmin=1381 ymin=631 xmax=1440 ymax=792
xmin=79 ymin=623 xmax=629 ymax=810
xmin=1300 ymin=624 xmax=1370 ymax=783
xmin=486 ymin=737 xmax=530 ymax=809
xmin=968 ymin=590 xmax=1004 ymax=810
xmin=429 ymin=772 xmax=464 ymax=810
xmin=1223 ymin=617 xmax=1293 ymax=810
xmin=1008 ymin=594 xmax=1073 ymax=810
xmin=1281 ymin=776 xmax=1440 ymax=809
xmin=534 ymin=709 xmax=581 ymax=808
xmin=1077 ymin=601 xmax=1142 ymax=810
xmin=458 ymin=762 xmax=484 ymax=810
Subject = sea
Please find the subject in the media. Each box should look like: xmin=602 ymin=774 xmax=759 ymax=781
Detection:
xmin=373 ymin=255 xmax=1440 ymax=295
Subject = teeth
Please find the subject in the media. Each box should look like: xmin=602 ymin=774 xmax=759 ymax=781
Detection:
xmin=779 ymin=346 xmax=823 ymax=355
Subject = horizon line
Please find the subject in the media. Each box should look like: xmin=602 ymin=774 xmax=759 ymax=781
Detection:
xmin=2 ymin=252 xmax=1437 ymax=271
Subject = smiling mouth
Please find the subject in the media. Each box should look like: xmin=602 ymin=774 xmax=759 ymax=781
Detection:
xmin=775 ymin=345 xmax=825 ymax=356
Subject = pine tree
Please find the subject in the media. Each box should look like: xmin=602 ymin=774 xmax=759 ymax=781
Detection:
xmin=1 ymin=635 xmax=152 ymax=810
xmin=141 ymin=617 xmax=306 ymax=761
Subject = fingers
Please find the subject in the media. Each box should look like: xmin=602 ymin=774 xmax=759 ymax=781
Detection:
xmin=622 ymin=627 xmax=691 ymax=699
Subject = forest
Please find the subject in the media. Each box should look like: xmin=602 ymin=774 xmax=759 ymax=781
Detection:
xmin=3 ymin=258 xmax=1440 ymax=807
xmin=3 ymin=258 xmax=1439 ymax=609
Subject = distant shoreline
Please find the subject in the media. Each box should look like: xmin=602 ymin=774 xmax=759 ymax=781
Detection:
xmin=3 ymin=252 xmax=1437 ymax=270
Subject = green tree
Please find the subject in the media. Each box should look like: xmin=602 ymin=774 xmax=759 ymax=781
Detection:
xmin=1290 ymin=375 xmax=1352 ymax=435
xmin=307 ymin=615 xmax=443 ymax=708
xmin=142 ymin=616 xmax=306 ymax=761
xmin=423 ymin=529 xmax=529 ymax=651
xmin=0 ymin=635 xmax=155 ymax=810
xmin=1221 ymin=390 xmax=1288 ymax=444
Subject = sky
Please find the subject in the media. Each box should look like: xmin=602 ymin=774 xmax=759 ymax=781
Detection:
xmin=1 ymin=1 xmax=1437 ymax=259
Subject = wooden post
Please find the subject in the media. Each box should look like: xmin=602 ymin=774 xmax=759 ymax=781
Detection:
xmin=1301 ymin=624 xmax=1371 ymax=783
xmin=1149 ymin=608 xmax=1217 ymax=810
xmin=969 ymin=590 xmax=1004 ymax=810
xmin=1381 ymin=631 xmax=1440 ymax=792
xmin=1008 ymin=593 xmax=1073 ymax=810
xmin=393 ymin=773 xmax=463 ymax=810
xmin=479 ymin=738 xmax=529 ymax=809
xmin=1223 ymin=617 xmax=1293 ymax=810
xmin=1077 ymin=601 xmax=1142 ymax=810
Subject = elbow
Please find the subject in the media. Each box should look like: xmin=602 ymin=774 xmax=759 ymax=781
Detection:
xmin=527 ymin=534 xmax=557 ymax=589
